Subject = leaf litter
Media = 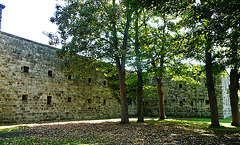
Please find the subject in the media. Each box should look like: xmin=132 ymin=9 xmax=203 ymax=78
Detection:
xmin=0 ymin=120 xmax=239 ymax=144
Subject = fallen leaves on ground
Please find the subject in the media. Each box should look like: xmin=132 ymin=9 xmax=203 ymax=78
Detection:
xmin=0 ymin=120 xmax=239 ymax=144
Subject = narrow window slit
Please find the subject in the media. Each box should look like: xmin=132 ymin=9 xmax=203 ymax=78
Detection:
xmin=103 ymin=99 xmax=106 ymax=105
xmin=48 ymin=70 xmax=53 ymax=77
xmin=68 ymin=97 xmax=72 ymax=102
xmin=47 ymin=96 xmax=52 ymax=105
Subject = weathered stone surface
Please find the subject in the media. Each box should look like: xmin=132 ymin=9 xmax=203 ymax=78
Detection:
xmin=143 ymin=75 xmax=232 ymax=119
xmin=0 ymin=32 xmax=120 ymax=123
xmin=0 ymin=30 xmax=232 ymax=123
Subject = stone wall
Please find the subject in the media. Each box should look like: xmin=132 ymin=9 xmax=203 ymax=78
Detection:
xmin=0 ymin=32 xmax=120 ymax=123
xmin=143 ymin=75 xmax=231 ymax=119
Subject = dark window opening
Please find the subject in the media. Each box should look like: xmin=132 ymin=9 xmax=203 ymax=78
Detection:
xmin=179 ymin=84 xmax=182 ymax=88
xmin=103 ymin=99 xmax=106 ymax=105
xmin=68 ymin=97 xmax=72 ymax=102
xmin=87 ymin=98 xmax=91 ymax=103
xmin=47 ymin=96 xmax=52 ymax=105
xmin=88 ymin=78 xmax=91 ymax=83
xmin=103 ymin=81 xmax=106 ymax=86
xmin=22 ymin=94 xmax=28 ymax=101
xmin=190 ymin=101 xmax=194 ymax=106
xmin=48 ymin=70 xmax=53 ymax=77
xmin=129 ymin=99 xmax=132 ymax=105
xmin=68 ymin=75 xmax=72 ymax=80
xmin=23 ymin=66 xmax=29 ymax=73
xmin=180 ymin=101 xmax=183 ymax=106
xmin=206 ymin=100 xmax=210 ymax=105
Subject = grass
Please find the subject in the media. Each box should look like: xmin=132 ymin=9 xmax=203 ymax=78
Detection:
xmin=158 ymin=117 xmax=240 ymax=131
xmin=180 ymin=117 xmax=232 ymax=123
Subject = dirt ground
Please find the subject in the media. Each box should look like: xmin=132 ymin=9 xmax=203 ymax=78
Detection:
xmin=0 ymin=118 xmax=240 ymax=144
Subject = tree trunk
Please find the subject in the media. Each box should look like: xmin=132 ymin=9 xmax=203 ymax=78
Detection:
xmin=116 ymin=1 xmax=131 ymax=124
xmin=229 ymin=69 xmax=240 ymax=126
xmin=117 ymin=64 xmax=129 ymax=124
xmin=156 ymin=77 xmax=165 ymax=120
xmin=205 ymin=38 xmax=220 ymax=127
xmin=134 ymin=6 xmax=144 ymax=123
xmin=229 ymin=31 xmax=240 ymax=126
xmin=137 ymin=70 xmax=144 ymax=122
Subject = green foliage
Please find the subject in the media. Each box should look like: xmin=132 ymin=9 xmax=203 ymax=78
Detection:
xmin=169 ymin=64 xmax=205 ymax=85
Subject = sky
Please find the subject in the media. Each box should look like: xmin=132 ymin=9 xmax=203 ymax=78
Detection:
xmin=0 ymin=0 xmax=65 ymax=46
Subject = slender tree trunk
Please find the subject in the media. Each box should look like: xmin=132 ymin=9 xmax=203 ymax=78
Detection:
xmin=156 ymin=77 xmax=165 ymax=120
xmin=230 ymin=69 xmax=240 ymax=126
xmin=205 ymin=37 xmax=220 ymax=127
xmin=134 ymin=6 xmax=144 ymax=122
xmin=116 ymin=63 xmax=129 ymax=124
xmin=157 ymin=12 xmax=166 ymax=120
xmin=229 ymin=32 xmax=240 ymax=126
xmin=136 ymin=68 xmax=144 ymax=122
xmin=116 ymin=1 xmax=131 ymax=124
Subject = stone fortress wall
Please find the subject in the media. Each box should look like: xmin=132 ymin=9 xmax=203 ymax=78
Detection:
xmin=0 ymin=31 xmax=232 ymax=123
xmin=0 ymin=3 xmax=232 ymax=122
xmin=143 ymin=75 xmax=232 ymax=119
xmin=0 ymin=32 xmax=120 ymax=123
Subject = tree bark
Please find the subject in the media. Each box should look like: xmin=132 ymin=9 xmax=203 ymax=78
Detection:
xmin=229 ymin=31 xmax=240 ymax=126
xmin=156 ymin=77 xmax=165 ymax=120
xmin=116 ymin=1 xmax=131 ymax=124
xmin=117 ymin=63 xmax=129 ymax=124
xmin=205 ymin=37 xmax=220 ymax=127
xmin=134 ymin=6 xmax=144 ymax=123
xmin=229 ymin=69 xmax=240 ymax=126
xmin=136 ymin=69 xmax=144 ymax=122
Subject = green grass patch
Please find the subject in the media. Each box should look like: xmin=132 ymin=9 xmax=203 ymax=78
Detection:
xmin=0 ymin=125 xmax=28 ymax=133
xmin=144 ymin=117 xmax=240 ymax=131
xmin=178 ymin=117 xmax=232 ymax=123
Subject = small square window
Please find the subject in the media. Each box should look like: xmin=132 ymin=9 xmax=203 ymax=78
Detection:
xmin=23 ymin=66 xmax=29 ymax=73
xmin=22 ymin=94 xmax=28 ymax=101
xmin=88 ymin=78 xmax=91 ymax=83
xmin=190 ymin=101 xmax=194 ymax=106
xmin=68 ymin=97 xmax=72 ymax=102
xmin=68 ymin=75 xmax=72 ymax=80
xmin=87 ymin=98 xmax=91 ymax=103
xmin=48 ymin=70 xmax=53 ymax=77
xmin=47 ymin=96 xmax=52 ymax=105
xmin=206 ymin=100 xmax=210 ymax=105
xmin=180 ymin=101 xmax=183 ymax=106
xmin=179 ymin=84 xmax=182 ymax=88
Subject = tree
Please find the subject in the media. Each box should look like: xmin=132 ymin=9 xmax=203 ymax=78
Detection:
xmin=178 ymin=0 xmax=223 ymax=127
xmin=141 ymin=12 xmax=182 ymax=119
xmin=134 ymin=5 xmax=144 ymax=122
xmin=214 ymin=0 xmax=240 ymax=126
xmin=50 ymin=0 xmax=133 ymax=124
